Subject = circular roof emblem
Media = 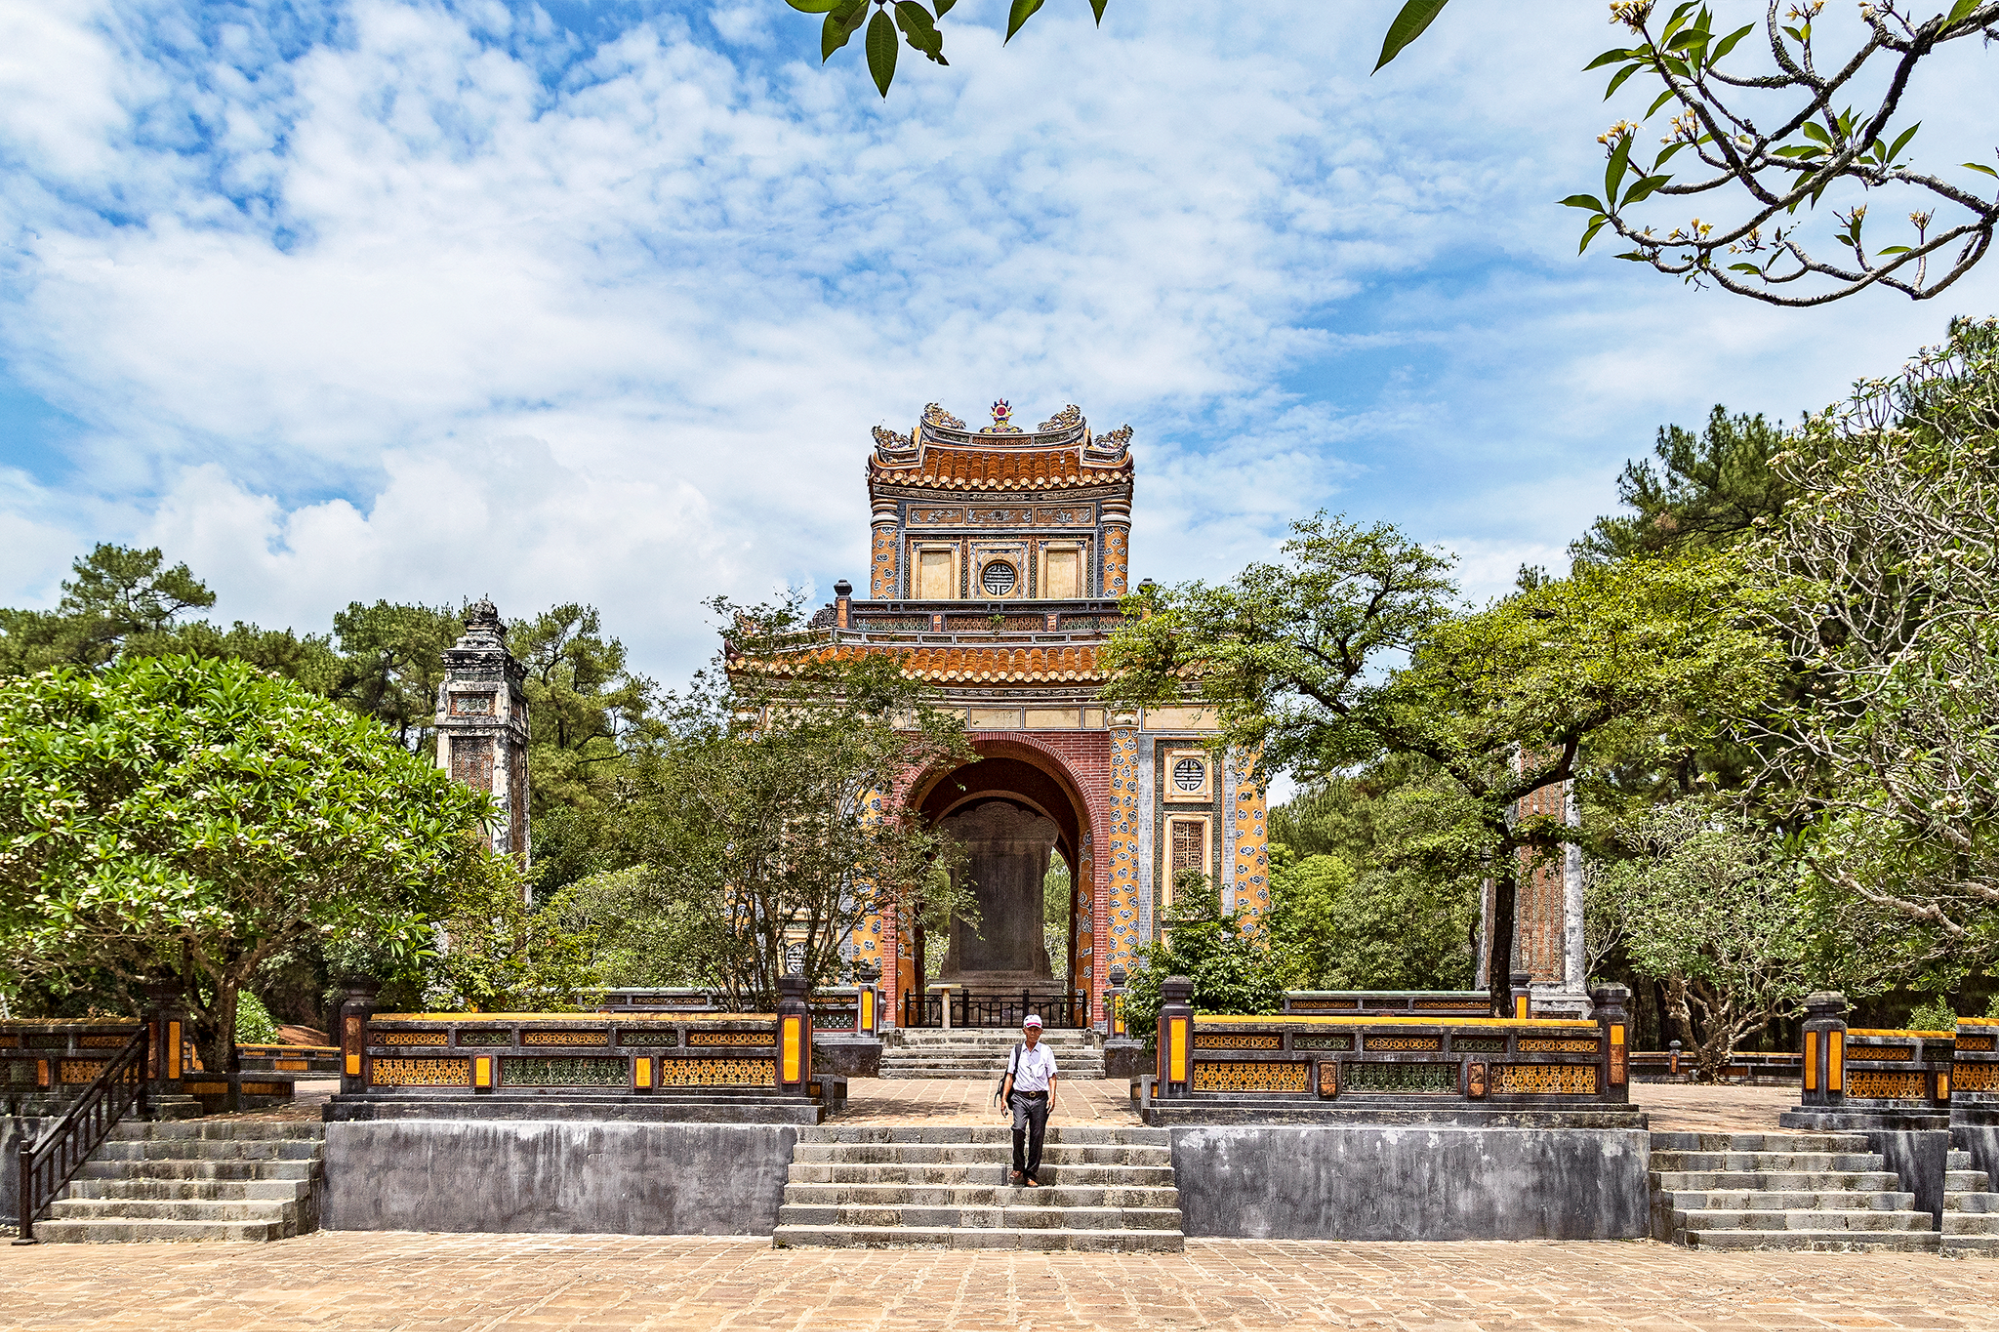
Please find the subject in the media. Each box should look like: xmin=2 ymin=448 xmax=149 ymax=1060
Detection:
xmin=1173 ymin=757 xmax=1206 ymax=792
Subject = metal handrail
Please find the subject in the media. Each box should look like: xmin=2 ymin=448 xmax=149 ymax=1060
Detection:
xmin=14 ymin=1027 xmax=149 ymax=1244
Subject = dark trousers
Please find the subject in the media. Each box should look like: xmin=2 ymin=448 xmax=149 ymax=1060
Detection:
xmin=1009 ymin=1090 xmax=1050 ymax=1176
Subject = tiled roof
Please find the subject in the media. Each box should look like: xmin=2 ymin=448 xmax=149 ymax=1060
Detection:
xmin=869 ymin=447 xmax=1130 ymax=491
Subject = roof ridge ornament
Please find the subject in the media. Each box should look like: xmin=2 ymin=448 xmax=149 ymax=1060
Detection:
xmin=923 ymin=402 xmax=965 ymax=430
xmin=981 ymin=399 xmax=1023 ymax=434
xmin=1038 ymin=404 xmax=1083 ymax=432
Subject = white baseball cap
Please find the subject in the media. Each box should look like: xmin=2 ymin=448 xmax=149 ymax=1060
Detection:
xmin=1023 ymin=1014 xmax=1044 ymax=1029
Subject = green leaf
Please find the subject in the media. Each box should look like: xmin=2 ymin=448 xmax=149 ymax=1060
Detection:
xmin=1559 ymin=194 xmax=1607 ymax=212
xmin=1006 ymin=0 xmax=1048 ymax=43
xmin=866 ymin=9 xmax=897 ymax=95
xmin=1948 ymin=0 xmax=1980 ymax=23
xmin=1580 ymin=215 xmax=1610 ymax=253
xmin=1374 ymin=0 xmax=1451 ymax=73
xmin=1774 ymin=144 xmax=1823 ymax=158
xmin=1088 ymin=0 xmax=1108 ymax=23
xmin=1728 ymin=262 xmax=1761 ymax=273
xmin=788 ymin=0 xmax=842 ymax=11
xmin=822 ymin=10 xmax=857 ymax=60
xmin=1709 ymin=22 xmax=1753 ymax=61
xmin=1654 ymin=140 xmax=1686 ymax=168
xmin=1646 ymin=86 xmax=1678 ymax=116
xmin=1888 ymin=123 xmax=1920 ymax=159
xmin=1963 ymin=162 xmax=1999 ymax=178
xmin=1620 ymin=173 xmax=1672 ymax=205
xmin=1604 ymin=62 xmax=1643 ymax=99
xmin=895 ymin=1 xmax=946 ymax=63
xmin=1605 ymin=130 xmax=1635 ymax=207
xmin=1584 ymin=47 xmax=1635 ymax=71
xmin=1877 ymin=245 xmax=1913 ymax=256
xmin=1800 ymin=121 xmax=1830 ymax=146
xmin=1660 ymin=2 xmax=1699 ymax=41
xmin=934 ymin=0 xmax=957 ymax=14
xmin=1614 ymin=250 xmax=1652 ymax=261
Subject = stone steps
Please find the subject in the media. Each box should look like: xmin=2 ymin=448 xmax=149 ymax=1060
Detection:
xmin=1943 ymin=1147 xmax=1999 ymax=1257
xmin=32 ymin=1120 xmax=325 ymax=1244
xmin=882 ymin=1031 xmax=1104 ymax=1080
xmin=1650 ymin=1131 xmax=1941 ymax=1254
xmin=773 ymin=1125 xmax=1182 ymax=1251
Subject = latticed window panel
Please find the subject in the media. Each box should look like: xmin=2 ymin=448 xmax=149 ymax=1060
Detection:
xmin=58 ymin=1061 xmax=107 ymax=1084
xmin=1516 ymin=1038 xmax=1601 ymax=1054
xmin=1492 ymin=1063 xmax=1598 ymax=1095
xmin=1954 ymin=1062 xmax=1999 ymax=1092
xmin=1847 ymin=1045 xmax=1914 ymax=1060
xmin=1194 ymin=1033 xmax=1281 ymax=1050
xmin=456 ymin=1030 xmax=512 ymax=1046
xmin=376 ymin=1031 xmax=448 ymax=1046
xmin=1362 ymin=1036 xmax=1441 ymax=1052
xmin=659 ymin=1057 xmax=776 ymax=1087
xmin=688 ymin=1031 xmax=777 ymax=1047
xmin=1954 ymin=1035 xmax=1995 ymax=1053
xmin=1450 ymin=1037 xmax=1508 ymax=1053
xmin=1292 ymin=1034 xmax=1355 ymax=1051
xmin=1169 ymin=819 xmax=1205 ymax=880
xmin=78 ymin=1034 xmax=133 ymax=1048
xmin=521 ymin=1032 xmax=608 ymax=1046
xmin=373 ymin=1058 xmax=470 ymax=1087
xmin=1190 ymin=1060 xmax=1311 ymax=1093
xmin=1847 ymin=1070 xmax=1927 ymax=1099
xmin=502 ymin=1057 xmax=626 ymax=1086
xmin=1344 ymin=1062 xmax=1456 ymax=1093
xmin=617 ymin=1031 xmax=680 ymax=1046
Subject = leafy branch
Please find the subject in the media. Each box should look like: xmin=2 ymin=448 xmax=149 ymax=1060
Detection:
xmin=1565 ymin=0 xmax=1999 ymax=305
xmin=788 ymin=0 xmax=1107 ymax=98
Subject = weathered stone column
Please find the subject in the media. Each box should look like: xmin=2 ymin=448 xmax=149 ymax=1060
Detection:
xmin=436 ymin=599 xmax=531 ymax=872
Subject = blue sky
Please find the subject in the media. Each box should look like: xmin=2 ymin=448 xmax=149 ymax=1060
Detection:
xmin=3 ymin=0 xmax=1995 ymax=688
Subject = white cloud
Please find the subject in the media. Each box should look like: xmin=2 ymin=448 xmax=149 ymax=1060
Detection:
xmin=1 ymin=0 xmax=1995 ymax=685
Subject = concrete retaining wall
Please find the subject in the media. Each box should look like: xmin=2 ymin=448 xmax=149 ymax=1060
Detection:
xmin=323 ymin=1120 xmax=798 ymax=1235
xmin=1168 ymin=1124 xmax=1651 ymax=1240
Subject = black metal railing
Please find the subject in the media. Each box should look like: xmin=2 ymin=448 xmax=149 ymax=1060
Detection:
xmin=15 ymin=1026 xmax=149 ymax=1243
xmin=900 ymin=989 xmax=1087 ymax=1029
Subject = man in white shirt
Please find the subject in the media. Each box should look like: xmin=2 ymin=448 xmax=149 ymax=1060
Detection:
xmin=999 ymin=1014 xmax=1059 ymax=1187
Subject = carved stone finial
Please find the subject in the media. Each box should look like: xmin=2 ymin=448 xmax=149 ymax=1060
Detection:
xmin=465 ymin=596 xmax=501 ymax=628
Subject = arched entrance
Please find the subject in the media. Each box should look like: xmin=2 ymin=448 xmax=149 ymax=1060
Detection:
xmin=904 ymin=745 xmax=1095 ymax=1027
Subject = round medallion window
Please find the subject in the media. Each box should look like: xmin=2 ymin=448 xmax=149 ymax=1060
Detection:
xmin=1173 ymin=757 xmax=1206 ymax=792
xmin=981 ymin=561 xmax=1018 ymax=596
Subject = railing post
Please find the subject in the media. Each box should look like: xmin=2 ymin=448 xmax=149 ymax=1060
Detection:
xmin=142 ymin=980 xmax=187 ymax=1103
xmin=1590 ymin=984 xmax=1631 ymax=1103
xmin=1158 ymin=975 xmax=1194 ymax=1100
xmin=777 ymin=974 xmax=812 ymax=1097
xmin=854 ymin=962 xmax=880 ymax=1038
xmin=1668 ymin=1039 xmax=1681 ymax=1077
xmin=1509 ymin=972 xmax=1534 ymax=1021
xmin=338 ymin=980 xmax=382 ymax=1097
xmin=1800 ymin=991 xmax=1849 ymax=1107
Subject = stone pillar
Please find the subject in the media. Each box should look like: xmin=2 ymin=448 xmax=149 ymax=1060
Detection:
xmin=1157 ymin=975 xmax=1194 ymax=1099
xmin=1225 ymin=752 xmax=1270 ymax=933
xmin=938 ymin=803 xmax=1058 ymax=984
xmin=436 ymin=599 xmax=531 ymax=872
xmin=1591 ymin=984 xmax=1631 ymax=1104
xmin=337 ymin=982 xmax=381 ymax=1096
xmin=1801 ymin=991 xmax=1850 ymax=1107
xmin=1510 ymin=971 xmax=1534 ymax=1021
xmin=142 ymin=981 xmax=187 ymax=1099
xmin=777 ymin=975 xmax=812 ymax=1097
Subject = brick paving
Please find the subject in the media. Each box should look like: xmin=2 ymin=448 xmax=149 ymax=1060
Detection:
xmin=5 ymin=1231 xmax=1997 ymax=1330
xmin=1629 ymin=1081 xmax=1793 ymax=1133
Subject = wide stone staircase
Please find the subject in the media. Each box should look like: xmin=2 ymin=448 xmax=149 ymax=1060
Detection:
xmin=879 ymin=1028 xmax=1106 ymax=1080
xmin=33 ymin=1119 xmax=325 ymax=1242
xmin=772 ymin=1124 xmax=1182 ymax=1250
xmin=1651 ymin=1131 xmax=1939 ymax=1253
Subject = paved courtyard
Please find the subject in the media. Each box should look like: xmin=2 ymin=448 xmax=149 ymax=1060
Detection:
xmin=5 ymin=1230 xmax=1997 ymax=1331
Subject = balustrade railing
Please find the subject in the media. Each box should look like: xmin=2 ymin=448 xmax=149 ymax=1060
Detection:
xmin=14 ymin=1027 xmax=149 ymax=1243
xmin=899 ymin=988 xmax=1088 ymax=1029
xmin=1282 ymin=990 xmax=1491 ymax=1018
xmin=1797 ymin=992 xmax=1957 ymax=1111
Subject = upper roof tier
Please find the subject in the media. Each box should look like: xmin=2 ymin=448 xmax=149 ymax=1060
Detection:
xmin=868 ymin=401 xmax=1134 ymax=493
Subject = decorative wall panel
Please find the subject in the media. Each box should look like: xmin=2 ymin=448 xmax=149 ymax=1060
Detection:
xmin=372 ymin=1058 xmax=470 ymax=1087
xmin=502 ymin=1057 xmax=625 ymax=1086
xmin=376 ymin=1031 xmax=448 ymax=1046
xmin=521 ymin=1032 xmax=609 ymax=1046
xmin=1191 ymin=1060 xmax=1310 ymax=1093
xmin=1345 ymin=1062 xmax=1456 ymax=1093
xmin=1363 ymin=1036 xmax=1442 ymax=1053
xmin=659 ymin=1057 xmax=777 ymax=1087
xmin=1492 ymin=1063 xmax=1598 ymax=1095
xmin=689 ymin=1031 xmax=777 ymax=1047
xmin=1847 ymin=1070 xmax=1926 ymax=1099
xmin=1517 ymin=1038 xmax=1601 ymax=1054
xmin=1194 ymin=1033 xmax=1281 ymax=1050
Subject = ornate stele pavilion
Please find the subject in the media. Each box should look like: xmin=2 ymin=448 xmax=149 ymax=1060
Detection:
xmin=793 ymin=400 xmax=1271 ymax=1029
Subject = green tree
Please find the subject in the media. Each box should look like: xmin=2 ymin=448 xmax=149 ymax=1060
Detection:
xmin=1123 ymin=872 xmax=1284 ymax=1039
xmin=1573 ymin=407 xmax=1797 ymax=564
xmin=1597 ymin=799 xmax=1812 ymax=1081
xmin=0 ymin=655 xmax=497 ymax=1073
xmin=1749 ymin=316 xmax=1999 ymax=986
xmin=330 ymin=600 xmax=465 ymax=749
xmin=1105 ymin=515 xmax=1779 ymax=1011
xmin=548 ymin=864 xmax=711 ymax=990
xmin=0 ymin=544 xmax=216 ymax=673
